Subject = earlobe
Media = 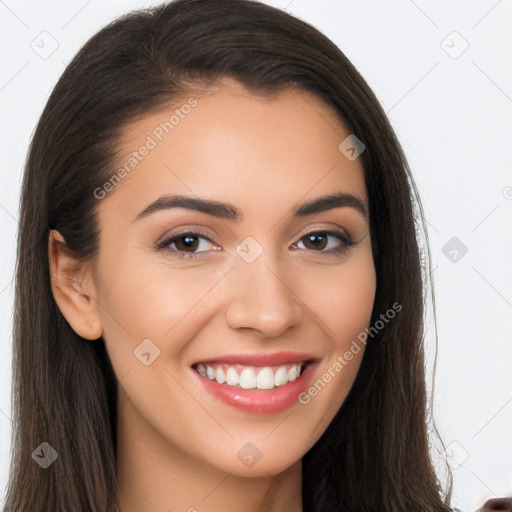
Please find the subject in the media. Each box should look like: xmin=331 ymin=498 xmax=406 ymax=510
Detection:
xmin=48 ymin=229 xmax=103 ymax=341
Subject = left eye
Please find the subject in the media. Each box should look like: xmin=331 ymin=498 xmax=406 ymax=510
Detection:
xmin=294 ymin=230 xmax=351 ymax=252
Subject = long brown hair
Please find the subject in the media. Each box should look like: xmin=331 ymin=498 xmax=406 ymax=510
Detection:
xmin=4 ymin=0 xmax=453 ymax=510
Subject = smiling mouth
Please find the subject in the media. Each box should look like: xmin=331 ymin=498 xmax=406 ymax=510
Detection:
xmin=192 ymin=361 xmax=310 ymax=391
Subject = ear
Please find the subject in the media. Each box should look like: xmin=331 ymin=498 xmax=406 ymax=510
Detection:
xmin=48 ymin=229 xmax=103 ymax=340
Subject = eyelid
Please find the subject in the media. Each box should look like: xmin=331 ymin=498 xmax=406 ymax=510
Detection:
xmin=290 ymin=221 xmax=353 ymax=243
xmin=155 ymin=227 xmax=215 ymax=246
xmin=298 ymin=226 xmax=351 ymax=242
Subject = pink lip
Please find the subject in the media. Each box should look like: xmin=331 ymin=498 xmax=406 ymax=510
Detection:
xmin=192 ymin=351 xmax=318 ymax=367
xmin=191 ymin=361 xmax=318 ymax=414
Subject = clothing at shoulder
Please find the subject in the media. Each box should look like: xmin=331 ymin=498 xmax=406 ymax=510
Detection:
xmin=475 ymin=497 xmax=512 ymax=511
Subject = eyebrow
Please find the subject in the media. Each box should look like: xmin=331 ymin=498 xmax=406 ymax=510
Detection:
xmin=132 ymin=192 xmax=368 ymax=222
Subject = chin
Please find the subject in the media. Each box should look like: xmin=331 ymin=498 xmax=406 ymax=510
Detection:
xmin=200 ymin=437 xmax=306 ymax=478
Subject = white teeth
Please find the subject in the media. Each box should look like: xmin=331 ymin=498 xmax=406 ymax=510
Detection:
xmin=274 ymin=366 xmax=288 ymax=387
xmin=239 ymin=368 xmax=257 ymax=389
xmin=215 ymin=367 xmax=226 ymax=384
xmin=256 ymin=367 xmax=275 ymax=390
xmin=195 ymin=362 xmax=306 ymax=390
xmin=225 ymin=367 xmax=239 ymax=386
xmin=196 ymin=363 xmax=207 ymax=378
xmin=288 ymin=366 xmax=298 ymax=381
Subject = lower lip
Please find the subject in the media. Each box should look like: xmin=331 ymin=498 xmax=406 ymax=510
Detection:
xmin=192 ymin=363 xmax=317 ymax=414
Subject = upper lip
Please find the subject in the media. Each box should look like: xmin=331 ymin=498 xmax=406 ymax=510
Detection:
xmin=192 ymin=352 xmax=319 ymax=367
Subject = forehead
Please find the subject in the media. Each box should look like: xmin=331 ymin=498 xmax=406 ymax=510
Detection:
xmin=100 ymin=78 xmax=367 ymax=219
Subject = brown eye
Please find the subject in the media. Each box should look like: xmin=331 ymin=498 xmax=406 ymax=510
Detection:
xmin=302 ymin=232 xmax=328 ymax=250
xmin=296 ymin=230 xmax=352 ymax=253
xmin=174 ymin=234 xmax=200 ymax=252
xmin=156 ymin=231 xmax=218 ymax=258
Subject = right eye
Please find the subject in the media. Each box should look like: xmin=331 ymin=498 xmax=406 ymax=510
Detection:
xmin=156 ymin=231 xmax=220 ymax=259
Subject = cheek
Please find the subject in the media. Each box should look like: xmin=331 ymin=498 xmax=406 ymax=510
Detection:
xmin=97 ymin=252 xmax=218 ymax=332
xmin=94 ymin=249 xmax=232 ymax=381
xmin=304 ymin=253 xmax=376 ymax=348
xmin=329 ymin=271 xmax=376 ymax=346
xmin=322 ymin=255 xmax=376 ymax=383
xmin=294 ymin=253 xmax=375 ymax=437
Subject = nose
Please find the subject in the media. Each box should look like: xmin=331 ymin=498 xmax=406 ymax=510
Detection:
xmin=225 ymin=255 xmax=303 ymax=338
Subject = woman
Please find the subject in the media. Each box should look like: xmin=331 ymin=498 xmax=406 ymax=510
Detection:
xmin=3 ymin=0 xmax=507 ymax=510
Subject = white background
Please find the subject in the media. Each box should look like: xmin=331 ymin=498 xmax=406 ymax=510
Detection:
xmin=0 ymin=1 xmax=511 ymax=510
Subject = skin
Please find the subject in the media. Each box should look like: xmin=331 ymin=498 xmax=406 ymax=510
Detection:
xmin=49 ymin=77 xmax=376 ymax=512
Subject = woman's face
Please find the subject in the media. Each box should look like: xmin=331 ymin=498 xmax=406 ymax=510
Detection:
xmin=89 ymin=78 xmax=376 ymax=477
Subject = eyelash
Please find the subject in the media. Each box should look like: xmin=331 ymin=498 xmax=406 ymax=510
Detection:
xmin=155 ymin=229 xmax=355 ymax=260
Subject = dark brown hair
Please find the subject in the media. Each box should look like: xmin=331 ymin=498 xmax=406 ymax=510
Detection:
xmin=4 ymin=0 xmax=453 ymax=510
